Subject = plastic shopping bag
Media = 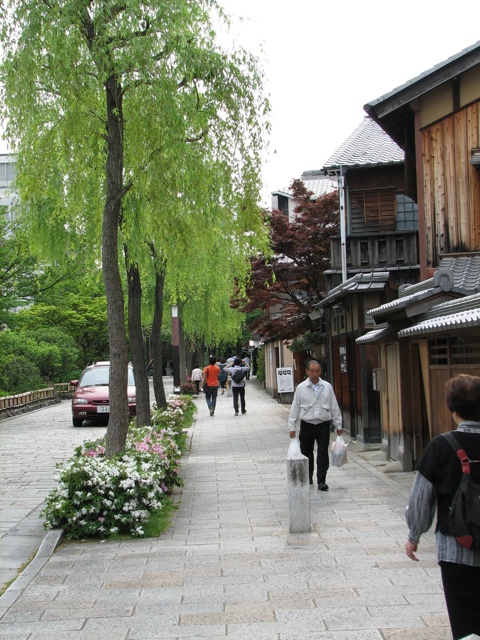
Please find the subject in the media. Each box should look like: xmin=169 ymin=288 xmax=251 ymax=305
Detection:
xmin=331 ymin=435 xmax=348 ymax=467
xmin=287 ymin=437 xmax=301 ymax=458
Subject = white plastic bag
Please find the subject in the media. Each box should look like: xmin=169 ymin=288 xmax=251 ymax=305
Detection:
xmin=287 ymin=437 xmax=301 ymax=458
xmin=331 ymin=435 xmax=348 ymax=467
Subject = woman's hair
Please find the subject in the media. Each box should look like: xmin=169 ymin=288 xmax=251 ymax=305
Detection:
xmin=445 ymin=374 xmax=480 ymax=421
xmin=220 ymin=357 xmax=226 ymax=364
xmin=209 ymin=356 xmax=217 ymax=365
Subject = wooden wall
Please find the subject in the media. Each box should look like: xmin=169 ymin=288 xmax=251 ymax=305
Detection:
xmin=422 ymin=101 xmax=480 ymax=267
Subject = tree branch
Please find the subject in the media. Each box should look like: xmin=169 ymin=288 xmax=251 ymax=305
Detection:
xmin=185 ymin=127 xmax=209 ymax=144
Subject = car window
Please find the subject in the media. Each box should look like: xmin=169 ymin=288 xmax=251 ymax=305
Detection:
xmin=79 ymin=368 xmax=110 ymax=387
xmin=79 ymin=367 xmax=135 ymax=387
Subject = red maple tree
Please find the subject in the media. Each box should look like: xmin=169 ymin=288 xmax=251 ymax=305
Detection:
xmin=235 ymin=180 xmax=339 ymax=339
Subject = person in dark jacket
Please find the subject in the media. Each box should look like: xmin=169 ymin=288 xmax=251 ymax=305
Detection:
xmin=405 ymin=374 xmax=480 ymax=640
xmin=224 ymin=358 xmax=250 ymax=416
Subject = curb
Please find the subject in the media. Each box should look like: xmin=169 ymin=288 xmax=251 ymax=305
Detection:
xmin=0 ymin=529 xmax=65 ymax=620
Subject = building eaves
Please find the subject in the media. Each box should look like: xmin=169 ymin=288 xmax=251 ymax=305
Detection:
xmin=421 ymin=292 xmax=480 ymax=320
xmin=398 ymin=308 xmax=480 ymax=338
xmin=356 ymin=324 xmax=395 ymax=345
xmin=370 ymin=287 xmax=439 ymax=317
xmin=364 ymin=40 xmax=480 ymax=120
xmin=316 ymin=272 xmax=390 ymax=308
xmin=323 ymin=117 xmax=404 ymax=170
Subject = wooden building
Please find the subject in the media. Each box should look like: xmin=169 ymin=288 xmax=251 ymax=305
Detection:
xmin=359 ymin=42 xmax=480 ymax=469
xmin=318 ymin=118 xmax=420 ymax=446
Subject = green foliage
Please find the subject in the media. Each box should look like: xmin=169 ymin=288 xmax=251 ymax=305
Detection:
xmin=42 ymin=395 xmax=195 ymax=540
xmin=0 ymin=355 xmax=44 ymax=395
xmin=288 ymin=332 xmax=325 ymax=354
xmin=0 ymin=0 xmax=271 ymax=350
xmin=256 ymin=345 xmax=265 ymax=383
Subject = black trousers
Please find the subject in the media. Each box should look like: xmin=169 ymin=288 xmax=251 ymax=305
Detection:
xmin=299 ymin=420 xmax=330 ymax=484
xmin=440 ymin=561 xmax=480 ymax=639
xmin=232 ymin=386 xmax=245 ymax=413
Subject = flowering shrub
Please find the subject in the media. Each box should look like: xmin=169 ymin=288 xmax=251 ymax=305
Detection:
xmin=42 ymin=395 xmax=196 ymax=539
xmin=180 ymin=376 xmax=197 ymax=395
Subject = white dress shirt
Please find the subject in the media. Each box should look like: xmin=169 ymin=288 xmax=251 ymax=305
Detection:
xmin=288 ymin=378 xmax=342 ymax=434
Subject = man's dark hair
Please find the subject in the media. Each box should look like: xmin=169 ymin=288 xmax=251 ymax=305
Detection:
xmin=234 ymin=357 xmax=242 ymax=366
xmin=446 ymin=374 xmax=480 ymax=421
xmin=209 ymin=356 xmax=217 ymax=365
xmin=306 ymin=359 xmax=321 ymax=370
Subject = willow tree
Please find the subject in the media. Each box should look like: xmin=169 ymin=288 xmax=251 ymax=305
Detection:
xmin=1 ymin=0 xmax=269 ymax=456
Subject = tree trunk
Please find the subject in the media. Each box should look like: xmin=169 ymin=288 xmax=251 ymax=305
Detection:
xmin=199 ymin=338 xmax=205 ymax=368
xmin=103 ymin=75 xmax=129 ymax=458
xmin=125 ymin=248 xmax=150 ymax=427
xmin=179 ymin=313 xmax=187 ymax=384
xmin=152 ymin=269 xmax=167 ymax=409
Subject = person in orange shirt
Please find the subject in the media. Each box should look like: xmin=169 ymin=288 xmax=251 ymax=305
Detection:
xmin=201 ymin=356 xmax=221 ymax=416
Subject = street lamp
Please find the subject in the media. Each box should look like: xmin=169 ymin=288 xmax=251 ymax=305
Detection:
xmin=171 ymin=305 xmax=181 ymax=394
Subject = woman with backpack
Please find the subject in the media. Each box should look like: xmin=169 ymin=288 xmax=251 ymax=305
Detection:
xmin=224 ymin=358 xmax=250 ymax=416
xmin=405 ymin=374 xmax=480 ymax=640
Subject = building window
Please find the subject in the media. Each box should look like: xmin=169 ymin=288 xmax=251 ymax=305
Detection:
xmin=360 ymin=240 xmax=369 ymax=264
xmin=396 ymin=193 xmax=418 ymax=230
xmin=396 ymin=237 xmax=404 ymax=263
xmin=429 ymin=338 xmax=448 ymax=366
xmin=349 ymin=189 xmax=396 ymax=233
xmin=450 ymin=336 xmax=480 ymax=365
xmin=377 ymin=239 xmax=386 ymax=264
xmin=277 ymin=195 xmax=289 ymax=218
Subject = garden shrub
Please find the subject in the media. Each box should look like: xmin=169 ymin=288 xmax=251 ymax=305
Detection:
xmin=0 ymin=355 xmax=44 ymax=395
xmin=42 ymin=394 xmax=196 ymax=539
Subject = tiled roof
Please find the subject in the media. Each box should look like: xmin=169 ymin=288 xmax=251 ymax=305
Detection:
xmin=356 ymin=324 xmax=394 ymax=345
xmin=421 ymin=292 xmax=480 ymax=319
xmin=323 ymin=117 xmax=404 ymax=169
xmin=365 ymin=41 xmax=480 ymax=114
xmin=398 ymin=308 xmax=480 ymax=338
xmin=273 ymin=173 xmax=337 ymax=200
xmin=370 ymin=287 xmax=438 ymax=317
xmin=436 ymin=255 xmax=480 ymax=293
xmin=316 ymin=272 xmax=390 ymax=308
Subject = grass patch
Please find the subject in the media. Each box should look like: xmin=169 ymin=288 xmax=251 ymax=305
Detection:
xmin=142 ymin=497 xmax=179 ymax=537
xmin=0 ymin=552 xmax=36 ymax=597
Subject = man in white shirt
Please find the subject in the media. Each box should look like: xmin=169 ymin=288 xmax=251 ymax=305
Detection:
xmin=289 ymin=360 xmax=342 ymax=491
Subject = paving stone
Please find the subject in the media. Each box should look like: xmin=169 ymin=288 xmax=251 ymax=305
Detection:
xmin=0 ymin=383 xmax=451 ymax=638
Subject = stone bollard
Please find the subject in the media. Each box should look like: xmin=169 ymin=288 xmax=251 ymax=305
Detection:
xmin=287 ymin=452 xmax=311 ymax=533
xmin=226 ymin=378 xmax=233 ymax=397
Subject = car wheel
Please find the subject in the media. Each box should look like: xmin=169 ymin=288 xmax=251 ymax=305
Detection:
xmin=72 ymin=418 xmax=83 ymax=427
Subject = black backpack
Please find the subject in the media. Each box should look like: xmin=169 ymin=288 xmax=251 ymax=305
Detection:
xmin=442 ymin=431 xmax=480 ymax=550
xmin=232 ymin=367 xmax=246 ymax=384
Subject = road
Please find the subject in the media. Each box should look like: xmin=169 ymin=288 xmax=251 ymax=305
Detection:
xmin=0 ymin=378 xmax=169 ymax=591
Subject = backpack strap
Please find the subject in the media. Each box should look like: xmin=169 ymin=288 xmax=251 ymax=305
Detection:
xmin=442 ymin=431 xmax=471 ymax=475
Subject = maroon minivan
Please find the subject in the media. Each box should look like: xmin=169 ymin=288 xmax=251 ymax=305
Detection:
xmin=71 ymin=361 xmax=136 ymax=427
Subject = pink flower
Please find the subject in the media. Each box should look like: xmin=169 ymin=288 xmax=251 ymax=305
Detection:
xmin=98 ymin=517 xmax=105 ymax=522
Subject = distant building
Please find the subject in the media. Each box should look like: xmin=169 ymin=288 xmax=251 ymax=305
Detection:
xmin=271 ymin=170 xmax=337 ymax=222
xmin=0 ymin=154 xmax=17 ymax=222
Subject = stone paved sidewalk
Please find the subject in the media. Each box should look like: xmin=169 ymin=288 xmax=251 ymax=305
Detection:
xmin=0 ymin=380 xmax=451 ymax=640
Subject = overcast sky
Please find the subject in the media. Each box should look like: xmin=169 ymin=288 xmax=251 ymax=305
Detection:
xmin=2 ymin=1 xmax=480 ymax=208
xmin=219 ymin=0 xmax=480 ymax=205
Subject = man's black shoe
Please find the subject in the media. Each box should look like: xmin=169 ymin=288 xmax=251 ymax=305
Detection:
xmin=242 ymin=410 xmax=247 ymax=414
xmin=318 ymin=483 xmax=329 ymax=491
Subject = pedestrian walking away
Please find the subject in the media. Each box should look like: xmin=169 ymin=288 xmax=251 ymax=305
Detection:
xmin=218 ymin=357 xmax=228 ymax=394
xmin=224 ymin=358 xmax=250 ymax=416
xmin=190 ymin=364 xmax=203 ymax=394
xmin=405 ymin=374 xmax=480 ymax=640
xmin=288 ymin=359 xmax=342 ymax=491
xmin=201 ymin=356 xmax=220 ymax=416
xmin=244 ymin=354 xmax=251 ymax=380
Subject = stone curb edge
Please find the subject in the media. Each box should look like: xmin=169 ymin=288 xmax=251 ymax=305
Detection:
xmin=0 ymin=528 xmax=65 ymax=620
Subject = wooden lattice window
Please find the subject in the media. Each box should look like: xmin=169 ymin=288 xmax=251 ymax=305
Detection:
xmin=349 ymin=189 xmax=396 ymax=233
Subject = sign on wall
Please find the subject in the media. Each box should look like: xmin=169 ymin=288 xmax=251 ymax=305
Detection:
xmin=276 ymin=367 xmax=294 ymax=393
xmin=339 ymin=344 xmax=347 ymax=373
